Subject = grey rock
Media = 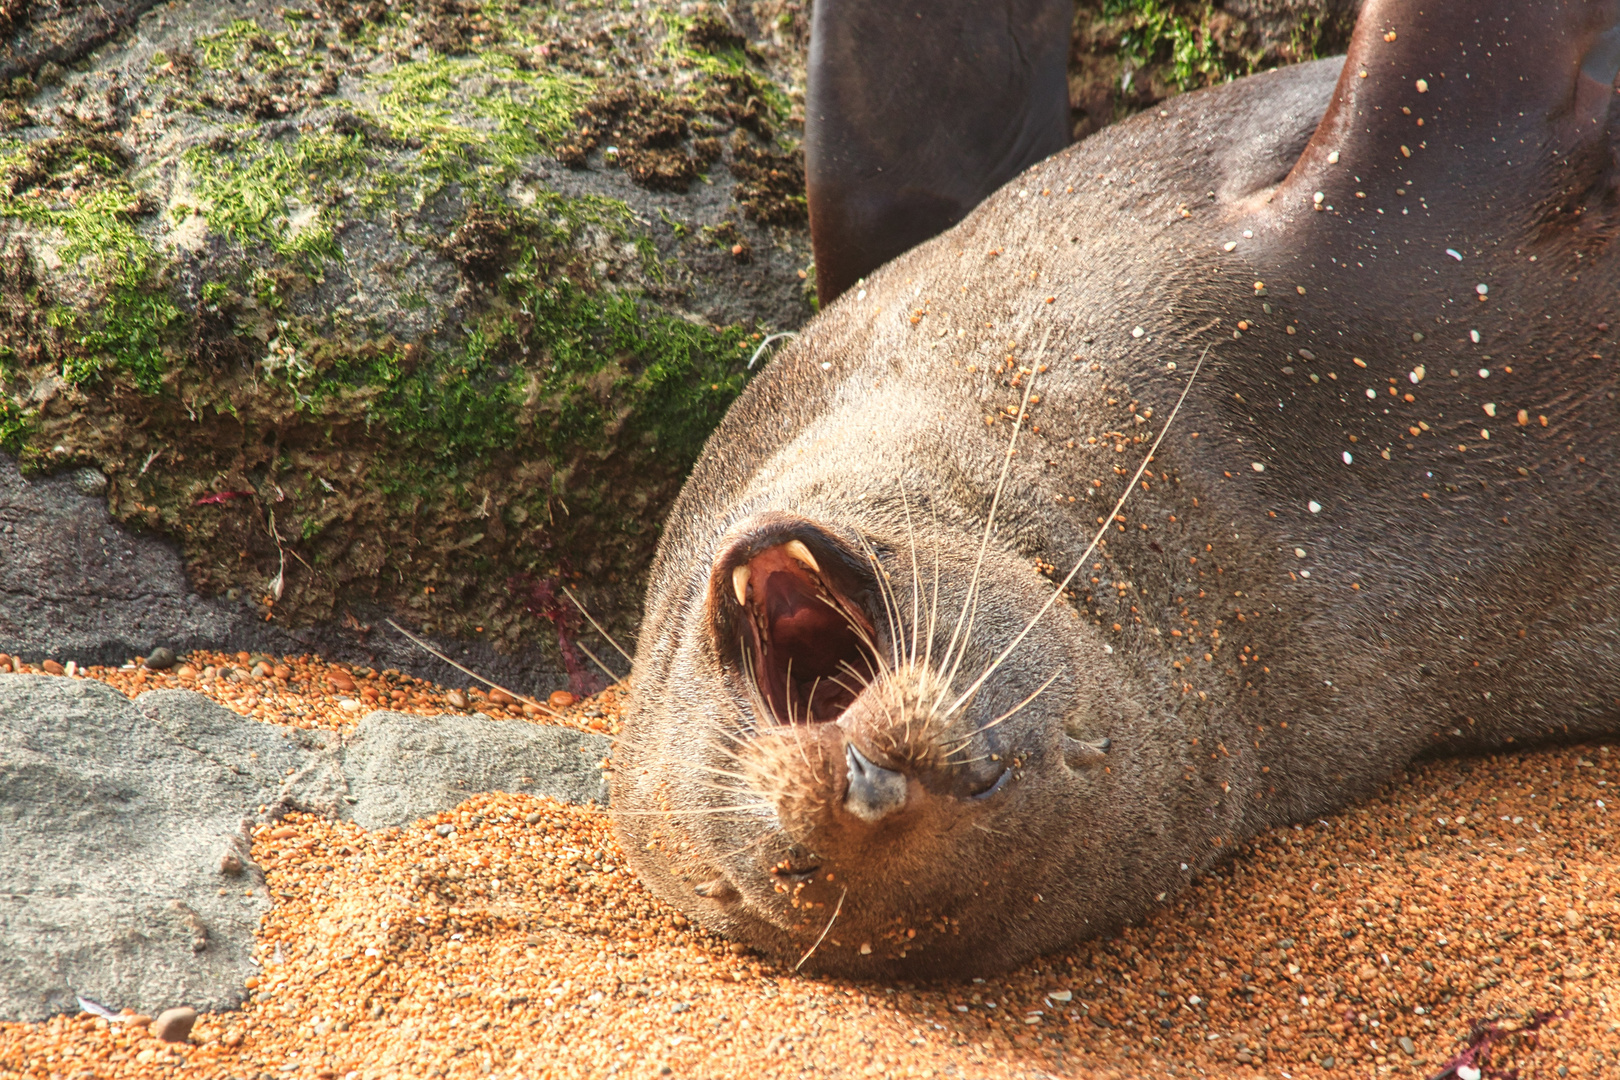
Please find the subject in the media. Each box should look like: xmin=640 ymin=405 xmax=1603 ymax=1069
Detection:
xmin=0 ymin=453 xmax=575 ymax=694
xmin=0 ymin=676 xmax=276 ymax=1022
xmin=142 ymin=647 xmax=176 ymax=670
xmin=341 ymin=710 xmax=610 ymax=829
xmin=0 ymin=455 xmax=235 ymax=667
xmin=1 ymin=679 xmax=609 ymax=1020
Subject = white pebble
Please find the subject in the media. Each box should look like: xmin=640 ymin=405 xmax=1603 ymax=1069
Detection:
xmin=1251 ymin=462 xmax=1265 ymax=472
xmin=1294 ymin=548 xmax=1306 ymax=558
xmin=1475 ymin=283 xmax=1489 ymax=295
xmin=1242 ymin=230 xmax=1253 ymax=238
xmin=339 ymin=698 xmax=361 ymax=712
xmin=1300 ymin=570 xmax=1311 ymax=578
xmin=1457 ymin=1067 xmax=1481 ymax=1080
xmin=1188 ymin=995 xmax=1202 ymax=1005
xmin=1308 ymin=500 xmax=1322 ymax=513
xmin=820 ymin=361 xmax=833 ymax=370
xmin=1483 ymin=403 xmax=1497 ymax=417
xmin=1365 ymin=388 xmax=1377 ymax=399
xmin=1481 ymin=429 xmax=1490 ymax=440
xmin=1223 ymin=241 xmax=1238 ymax=252
xmin=1313 ymin=191 xmax=1325 ymax=204
xmin=1446 ymin=248 xmax=1462 ymax=261
xmin=1410 ymin=365 xmax=1426 ymax=383
xmin=1342 ymin=451 xmax=1353 ymax=465
xmin=1327 ymin=151 xmax=1340 ymax=164
xmin=1478 ymin=368 xmax=1490 ymax=378
xmin=1131 ymin=326 xmax=1145 ymax=338
xmin=1416 ymin=78 xmax=1429 ymax=93
xmin=1470 ymin=329 xmax=1481 ymax=343
xmin=855 ymin=289 xmax=866 ymax=301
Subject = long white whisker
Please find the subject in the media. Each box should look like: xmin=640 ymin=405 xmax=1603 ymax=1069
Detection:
xmin=941 ymin=326 xmax=1052 ymax=687
xmin=943 ymin=343 xmax=1211 ymax=719
xmin=613 ymin=804 xmax=775 ymax=818
xmin=560 ymin=585 xmax=635 ymax=667
xmin=898 ymin=481 xmax=923 ymax=671
xmin=942 ymin=671 xmax=1063 ymax=754
xmin=795 ymin=887 xmax=847 ymax=972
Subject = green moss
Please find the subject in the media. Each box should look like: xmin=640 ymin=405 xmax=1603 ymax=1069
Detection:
xmin=1102 ymin=0 xmax=1248 ymax=90
xmin=0 ymin=393 xmax=27 ymax=454
xmin=182 ymin=129 xmax=370 ymax=269
xmin=195 ymin=19 xmax=288 ymax=71
xmin=658 ymin=12 xmax=793 ymax=126
xmin=361 ymin=52 xmax=589 ymax=202
xmin=0 ymin=137 xmax=180 ymax=391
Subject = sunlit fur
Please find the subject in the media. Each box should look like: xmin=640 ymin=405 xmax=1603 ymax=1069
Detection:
xmin=615 ymin=6 xmax=1620 ymax=977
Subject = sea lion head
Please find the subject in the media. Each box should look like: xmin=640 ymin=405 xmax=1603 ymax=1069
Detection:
xmin=615 ymin=493 xmax=1149 ymax=977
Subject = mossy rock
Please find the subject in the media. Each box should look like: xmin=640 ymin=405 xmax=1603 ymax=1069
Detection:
xmin=0 ymin=0 xmax=815 ymax=685
xmin=0 ymin=0 xmax=1349 ymax=683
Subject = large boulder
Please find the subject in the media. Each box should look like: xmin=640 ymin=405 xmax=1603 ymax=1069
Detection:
xmin=0 ymin=0 xmax=1353 ymax=682
xmin=0 ymin=0 xmax=817 ymax=686
xmin=0 ymin=674 xmax=610 ymax=1020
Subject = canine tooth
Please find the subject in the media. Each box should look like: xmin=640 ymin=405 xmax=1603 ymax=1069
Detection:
xmin=784 ymin=539 xmax=821 ymax=573
xmin=732 ymin=564 xmax=750 ymax=605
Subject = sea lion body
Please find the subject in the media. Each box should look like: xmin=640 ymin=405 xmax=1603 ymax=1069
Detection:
xmin=614 ymin=2 xmax=1620 ymax=977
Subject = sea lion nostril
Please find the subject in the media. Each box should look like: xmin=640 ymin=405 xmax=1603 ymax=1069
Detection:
xmin=844 ymin=743 xmax=908 ymax=822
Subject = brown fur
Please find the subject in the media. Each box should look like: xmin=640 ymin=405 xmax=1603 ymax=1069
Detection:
xmin=613 ymin=2 xmax=1620 ymax=977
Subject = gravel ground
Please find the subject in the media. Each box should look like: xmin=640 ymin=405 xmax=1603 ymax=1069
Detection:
xmin=0 ymin=652 xmax=1615 ymax=1079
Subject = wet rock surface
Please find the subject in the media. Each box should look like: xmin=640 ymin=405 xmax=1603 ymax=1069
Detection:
xmin=0 ymin=675 xmax=609 ymax=1021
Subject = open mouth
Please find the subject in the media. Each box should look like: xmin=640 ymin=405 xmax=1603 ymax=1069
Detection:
xmin=729 ymin=536 xmax=878 ymax=725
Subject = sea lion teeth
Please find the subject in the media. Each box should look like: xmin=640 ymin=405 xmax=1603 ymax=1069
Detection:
xmin=843 ymin=743 xmax=908 ymax=822
xmin=783 ymin=539 xmax=821 ymax=574
xmin=731 ymin=564 xmax=750 ymax=606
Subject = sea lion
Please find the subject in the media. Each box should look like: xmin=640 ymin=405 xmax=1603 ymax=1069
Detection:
xmin=613 ymin=0 xmax=1620 ymax=978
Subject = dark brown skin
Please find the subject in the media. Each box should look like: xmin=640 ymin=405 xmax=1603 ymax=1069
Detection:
xmin=804 ymin=0 xmax=1072 ymax=304
xmin=614 ymin=0 xmax=1620 ymax=979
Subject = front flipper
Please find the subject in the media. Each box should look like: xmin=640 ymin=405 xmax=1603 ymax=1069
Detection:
xmin=805 ymin=0 xmax=1073 ymax=305
xmin=1271 ymin=0 xmax=1620 ymax=228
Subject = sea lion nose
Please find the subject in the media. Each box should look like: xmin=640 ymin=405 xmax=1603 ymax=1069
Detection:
xmin=844 ymin=743 xmax=907 ymax=822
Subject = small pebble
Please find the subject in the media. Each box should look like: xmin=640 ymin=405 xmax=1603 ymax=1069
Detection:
xmin=548 ymin=690 xmax=577 ymax=709
xmin=41 ymin=659 xmax=64 ymax=675
xmin=447 ymin=689 xmax=470 ymax=709
xmin=152 ymin=1006 xmax=197 ymax=1043
xmin=143 ymin=647 xmax=176 ymax=671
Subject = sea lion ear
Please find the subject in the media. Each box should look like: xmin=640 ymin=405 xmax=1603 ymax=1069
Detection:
xmin=1278 ymin=0 xmax=1620 ymax=214
xmin=805 ymin=0 xmax=1073 ymax=305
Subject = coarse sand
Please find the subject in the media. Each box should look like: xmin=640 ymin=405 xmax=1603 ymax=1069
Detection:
xmin=0 ymin=651 xmax=1616 ymax=1080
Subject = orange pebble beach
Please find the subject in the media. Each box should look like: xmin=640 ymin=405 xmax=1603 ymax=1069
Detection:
xmin=0 ymin=652 xmax=1615 ymax=1080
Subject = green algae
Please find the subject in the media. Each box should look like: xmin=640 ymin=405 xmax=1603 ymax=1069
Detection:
xmin=0 ymin=133 xmax=179 ymax=392
xmin=1103 ymin=0 xmax=1247 ymax=90
xmin=0 ymin=0 xmax=809 ymax=651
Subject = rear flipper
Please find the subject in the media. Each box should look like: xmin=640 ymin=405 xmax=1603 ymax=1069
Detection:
xmin=805 ymin=0 xmax=1073 ymax=304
